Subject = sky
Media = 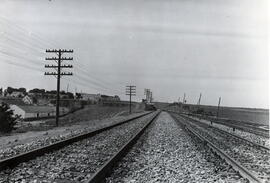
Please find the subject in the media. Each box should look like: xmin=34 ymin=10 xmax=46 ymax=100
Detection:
xmin=0 ymin=0 xmax=269 ymax=108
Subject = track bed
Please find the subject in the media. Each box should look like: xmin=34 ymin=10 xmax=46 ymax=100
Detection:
xmin=0 ymin=112 xmax=157 ymax=183
xmin=172 ymin=113 xmax=270 ymax=183
xmin=106 ymin=112 xmax=246 ymax=183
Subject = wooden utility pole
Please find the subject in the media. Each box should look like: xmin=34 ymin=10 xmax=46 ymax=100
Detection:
xmin=126 ymin=85 xmax=136 ymax=114
xmin=216 ymin=97 xmax=221 ymax=119
xmin=197 ymin=93 xmax=202 ymax=118
xmin=45 ymin=49 xmax=73 ymax=127
xmin=66 ymin=83 xmax=69 ymax=93
xmin=197 ymin=93 xmax=202 ymax=105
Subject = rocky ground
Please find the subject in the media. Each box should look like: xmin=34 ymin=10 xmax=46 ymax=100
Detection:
xmin=0 ymin=112 xmax=157 ymax=183
xmin=106 ymin=112 xmax=247 ymax=183
xmin=186 ymin=115 xmax=270 ymax=148
xmin=176 ymin=114 xmax=270 ymax=182
xmin=0 ymin=111 xmax=148 ymax=160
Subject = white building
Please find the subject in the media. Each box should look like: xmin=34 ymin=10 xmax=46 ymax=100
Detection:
xmin=9 ymin=91 xmax=25 ymax=98
xmin=22 ymin=95 xmax=33 ymax=105
xmin=80 ymin=93 xmax=101 ymax=103
xmin=10 ymin=105 xmax=68 ymax=119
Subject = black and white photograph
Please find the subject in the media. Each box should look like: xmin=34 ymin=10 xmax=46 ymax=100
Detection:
xmin=0 ymin=0 xmax=269 ymax=182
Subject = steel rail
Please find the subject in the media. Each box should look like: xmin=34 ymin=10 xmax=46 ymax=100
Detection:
xmin=198 ymin=114 xmax=269 ymax=132
xmin=187 ymin=113 xmax=269 ymax=138
xmin=0 ymin=111 xmax=153 ymax=170
xmin=169 ymin=112 xmax=263 ymax=183
xmin=178 ymin=113 xmax=270 ymax=151
xmin=205 ymin=118 xmax=269 ymax=138
xmin=167 ymin=110 xmax=269 ymax=138
xmin=87 ymin=110 xmax=161 ymax=183
xmin=167 ymin=110 xmax=269 ymax=150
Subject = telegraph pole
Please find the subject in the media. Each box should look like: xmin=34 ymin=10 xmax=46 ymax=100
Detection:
xmin=126 ymin=85 xmax=136 ymax=114
xmin=66 ymin=83 xmax=69 ymax=93
xmin=197 ymin=93 xmax=202 ymax=105
xmin=45 ymin=49 xmax=73 ymax=127
xmin=150 ymin=91 xmax=153 ymax=103
xmin=216 ymin=97 xmax=221 ymax=119
xmin=196 ymin=93 xmax=202 ymax=118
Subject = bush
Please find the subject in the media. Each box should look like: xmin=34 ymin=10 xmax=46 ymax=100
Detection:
xmin=0 ymin=103 xmax=20 ymax=133
xmin=195 ymin=108 xmax=204 ymax=114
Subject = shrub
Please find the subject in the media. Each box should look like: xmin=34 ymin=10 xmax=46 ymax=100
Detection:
xmin=0 ymin=103 xmax=20 ymax=133
xmin=196 ymin=108 xmax=204 ymax=114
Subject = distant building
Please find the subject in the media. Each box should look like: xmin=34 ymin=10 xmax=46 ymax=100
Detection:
xmin=100 ymin=95 xmax=120 ymax=102
xmin=0 ymin=97 xmax=25 ymax=105
xmin=80 ymin=93 xmax=101 ymax=103
xmin=10 ymin=105 xmax=68 ymax=119
xmin=22 ymin=95 xmax=33 ymax=105
xmin=28 ymin=91 xmax=54 ymax=99
xmin=78 ymin=93 xmax=121 ymax=104
xmin=9 ymin=91 xmax=25 ymax=98
xmin=28 ymin=90 xmax=73 ymax=105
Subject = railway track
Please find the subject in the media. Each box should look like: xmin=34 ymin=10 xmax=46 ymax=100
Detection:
xmin=170 ymin=112 xmax=270 ymax=183
xmin=168 ymin=110 xmax=269 ymax=149
xmin=179 ymin=113 xmax=270 ymax=151
xmin=88 ymin=111 xmax=160 ymax=183
xmin=105 ymin=112 xmax=247 ymax=183
xmin=0 ymin=111 xmax=160 ymax=182
xmin=187 ymin=113 xmax=269 ymax=138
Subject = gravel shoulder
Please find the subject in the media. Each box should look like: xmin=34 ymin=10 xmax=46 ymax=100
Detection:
xmin=106 ymin=112 xmax=246 ymax=183
xmin=0 ymin=112 xmax=157 ymax=183
xmin=177 ymin=114 xmax=270 ymax=181
xmin=186 ymin=115 xmax=270 ymax=148
xmin=0 ymin=111 xmax=148 ymax=160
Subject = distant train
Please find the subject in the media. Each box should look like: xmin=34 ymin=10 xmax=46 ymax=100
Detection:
xmin=144 ymin=103 xmax=157 ymax=111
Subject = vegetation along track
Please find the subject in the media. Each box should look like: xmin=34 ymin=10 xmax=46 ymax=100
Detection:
xmin=170 ymin=112 xmax=270 ymax=183
xmin=0 ymin=111 xmax=160 ymax=182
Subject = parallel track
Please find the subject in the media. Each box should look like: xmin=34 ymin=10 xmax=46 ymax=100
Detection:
xmin=187 ymin=113 xmax=269 ymax=138
xmin=169 ymin=112 xmax=269 ymax=183
xmin=0 ymin=111 xmax=153 ymax=170
xmin=168 ymin=110 xmax=269 ymax=150
xmin=87 ymin=111 xmax=160 ymax=183
xmin=179 ymin=113 xmax=270 ymax=151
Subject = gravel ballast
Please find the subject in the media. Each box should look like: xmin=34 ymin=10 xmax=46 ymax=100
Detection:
xmin=106 ymin=112 xmax=246 ymax=183
xmin=175 ymin=114 xmax=270 ymax=182
xmin=0 ymin=112 xmax=157 ymax=183
xmin=186 ymin=115 xmax=270 ymax=148
xmin=0 ymin=112 xmax=149 ymax=161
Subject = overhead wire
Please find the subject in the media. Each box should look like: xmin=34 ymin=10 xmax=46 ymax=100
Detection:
xmin=0 ymin=16 xmax=146 ymax=100
xmin=73 ymin=65 xmax=125 ymax=94
xmin=0 ymin=50 xmax=43 ymax=67
xmin=1 ymin=59 xmax=43 ymax=73
xmin=0 ymin=16 xmax=57 ymax=49
xmin=1 ymin=29 xmax=46 ymax=52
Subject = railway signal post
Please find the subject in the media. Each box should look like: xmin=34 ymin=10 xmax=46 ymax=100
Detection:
xmin=126 ymin=85 xmax=136 ymax=114
xmin=216 ymin=97 xmax=221 ymax=120
xmin=182 ymin=93 xmax=186 ymax=112
xmin=197 ymin=93 xmax=202 ymax=106
xmin=45 ymin=49 xmax=73 ymax=127
xmin=197 ymin=93 xmax=202 ymax=119
xmin=144 ymin=89 xmax=151 ymax=103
